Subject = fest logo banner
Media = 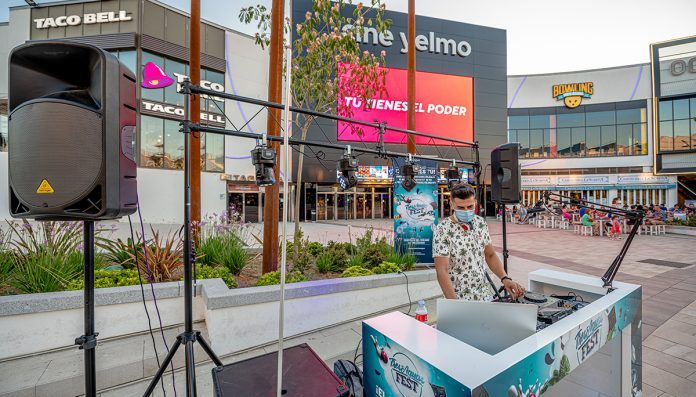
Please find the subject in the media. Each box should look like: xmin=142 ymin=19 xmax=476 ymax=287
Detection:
xmin=392 ymin=158 xmax=438 ymax=264
xmin=337 ymin=64 xmax=474 ymax=146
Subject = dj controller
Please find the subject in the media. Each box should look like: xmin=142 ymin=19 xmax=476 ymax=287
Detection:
xmin=495 ymin=291 xmax=589 ymax=330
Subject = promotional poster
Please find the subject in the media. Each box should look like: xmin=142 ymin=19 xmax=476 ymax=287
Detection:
xmin=392 ymin=158 xmax=438 ymax=263
xmin=337 ymin=64 xmax=474 ymax=146
xmin=363 ymin=288 xmax=642 ymax=397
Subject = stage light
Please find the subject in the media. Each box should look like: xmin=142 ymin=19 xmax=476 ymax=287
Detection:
xmin=446 ymin=160 xmax=461 ymax=189
xmin=251 ymin=135 xmax=276 ymax=187
xmin=337 ymin=146 xmax=359 ymax=191
xmin=401 ymin=154 xmax=417 ymax=192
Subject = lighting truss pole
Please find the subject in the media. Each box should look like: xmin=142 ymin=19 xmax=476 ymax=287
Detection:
xmin=190 ymin=0 xmax=201 ymax=227
xmin=407 ymin=0 xmax=416 ymax=155
xmin=264 ymin=0 xmax=285 ymax=273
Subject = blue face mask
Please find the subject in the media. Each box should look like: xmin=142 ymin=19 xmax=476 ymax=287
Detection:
xmin=455 ymin=209 xmax=475 ymax=223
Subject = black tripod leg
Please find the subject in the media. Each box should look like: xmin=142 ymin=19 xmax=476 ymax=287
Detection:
xmin=185 ymin=340 xmax=197 ymax=397
xmin=143 ymin=337 xmax=182 ymax=397
xmin=195 ymin=332 xmax=223 ymax=367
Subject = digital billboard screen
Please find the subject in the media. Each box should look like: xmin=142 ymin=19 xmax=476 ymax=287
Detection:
xmin=337 ymin=65 xmax=474 ymax=146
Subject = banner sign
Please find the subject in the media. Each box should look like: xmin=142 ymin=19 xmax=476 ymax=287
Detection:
xmin=337 ymin=65 xmax=474 ymax=146
xmin=363 ymin=288 xmax=642 ymax=397
xmin=392 ymin=158 xmax=438 ymax=263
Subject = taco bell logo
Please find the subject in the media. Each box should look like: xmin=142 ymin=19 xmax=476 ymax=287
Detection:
xmin=389 ymin=353 xmax=425 ymax=397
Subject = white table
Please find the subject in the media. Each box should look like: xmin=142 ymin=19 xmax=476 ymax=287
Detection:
xmin=362 ymin=270 xmax=642 ymax=397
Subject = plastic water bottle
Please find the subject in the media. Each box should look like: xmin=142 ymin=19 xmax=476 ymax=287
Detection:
xmin=415 ymin=300 xmax=428 ymax=323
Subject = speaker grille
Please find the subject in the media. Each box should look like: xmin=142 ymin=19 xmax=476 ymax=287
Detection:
xmin=9 ymin=101 xmax=103 ymax=209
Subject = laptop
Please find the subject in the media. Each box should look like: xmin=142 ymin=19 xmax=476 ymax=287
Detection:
xmin=436 ymin=299 xmax=538 ymax=355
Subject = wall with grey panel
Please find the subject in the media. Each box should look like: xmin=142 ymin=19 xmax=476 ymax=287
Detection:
xmin=291 ymin=0 xmax=507 ymax=183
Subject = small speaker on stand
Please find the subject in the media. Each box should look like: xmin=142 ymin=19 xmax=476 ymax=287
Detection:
xmin=490 ymin=142 xmax=521 ymax=275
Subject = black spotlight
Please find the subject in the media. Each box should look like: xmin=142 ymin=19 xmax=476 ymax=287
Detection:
xmin=401 ymin=155 xmax=417 ymax=192
xmin=251 ymin=135 xmax=277 ymax=187
xmin=337 ymin=146 xmax=359 ymax=191
xmin=446 ymin=160 xmax=461 ymax=190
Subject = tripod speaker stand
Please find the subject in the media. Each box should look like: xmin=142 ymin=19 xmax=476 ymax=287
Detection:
xmin=142 ymin=82 xmax=222 ymax=397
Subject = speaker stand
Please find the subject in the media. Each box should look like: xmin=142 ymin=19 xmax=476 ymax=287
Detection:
xmin=74 ymin=221 xmax=98 ymax=396
xmin=143 ymin=81 xmax=223 ymax=397
xmin=500 ymin=204 xmax=509 ymax=273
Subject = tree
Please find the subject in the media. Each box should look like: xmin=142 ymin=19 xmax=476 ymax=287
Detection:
xmin=240 ymin=0 xmax=391 ymax=246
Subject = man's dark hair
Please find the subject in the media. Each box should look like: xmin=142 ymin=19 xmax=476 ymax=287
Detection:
xmin=450 ymin=183 xmax=476 ymax=200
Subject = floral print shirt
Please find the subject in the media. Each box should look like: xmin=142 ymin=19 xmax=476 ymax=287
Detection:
xmin=432 ymin=215 xmax=495 ymax=301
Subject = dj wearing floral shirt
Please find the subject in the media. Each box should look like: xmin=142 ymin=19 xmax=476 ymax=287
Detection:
xmin=433 ymin=183 xmax=525 ymax=301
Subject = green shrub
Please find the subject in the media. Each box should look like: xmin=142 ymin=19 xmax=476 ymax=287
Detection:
xmin=340 ymin=266 xmax=374 ymax=278
xmin=255 ymin=270 xmax=307 ymax=286
xmin=668 ymin=215 xmax=696 ymax=227
xmin=347 ymin=255 xmax=365 ymax=268
xmin=324 ymin=243 xmax=349 ymax=272
xmin=373 ymin=262 xmax=401 ymax=275
xmin=198 ymin=235 xmax=248 ymax=275
xmin=316 ymin=252 xmax=334 ymax=273
xmin=0 ymin=250 xmax=15 ymax=287
xmin=360 ymin=239 xmax=391 ymax=269
xmin=97 ymin=238 xmax=139 ymax=269
xmin=385 ymin=247 xmax=417 ymax=271
xmin=197 ymin=235 xmax=225 ymax=266
xmin=287 ymin=230 xmax=313 ymax=274
xmin=10 ymin=249 xmax=83 ymax=294
xmin=327 ymin=241 xmax=356 ymax=256
xmin=195 ymin=265 xmax=237 ymax=288
xmin=67 ymin=269 xmax=140 ymax=290
xmin=307 ymin=242 xmax=324 ymax=257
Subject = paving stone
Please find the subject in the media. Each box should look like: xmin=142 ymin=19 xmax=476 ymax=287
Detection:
xmin=673 ymin=282 xmax=696 ymax=293
xmin=640 ymin=383 xmax=664 ymax=397
xmin=644 ymin=335 xmax=677 ymax=352
xmin=663 ymin=344 xmax=696 ymax=365
xmin=643 ymin=347 xmax=696 ymax=378
xmin=643 ymin=300 xmax=685 ymax=327
xmin=643 ymin=363 xmax=696 ymax=397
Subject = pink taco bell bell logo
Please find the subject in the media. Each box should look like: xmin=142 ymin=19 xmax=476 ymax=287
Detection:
xmin=142 ymin=62 xmax=174 ymax=89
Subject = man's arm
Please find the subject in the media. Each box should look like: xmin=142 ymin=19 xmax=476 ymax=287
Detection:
xmin=484 ymin=244 xmax=525 ymax=299
xmin=434 ymin=256 xmax=457 ymax=299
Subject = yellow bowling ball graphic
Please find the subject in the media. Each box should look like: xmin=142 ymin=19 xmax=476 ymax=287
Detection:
xmin=564 ymin=96 xmax=582 ymax=108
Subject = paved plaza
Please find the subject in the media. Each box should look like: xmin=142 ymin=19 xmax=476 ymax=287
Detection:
xmin=1 ymin=218 xmax=695 ymax=396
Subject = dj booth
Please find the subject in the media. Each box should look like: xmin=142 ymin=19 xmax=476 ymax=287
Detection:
xmin=362 ymin=269 xmax=642 ymax=397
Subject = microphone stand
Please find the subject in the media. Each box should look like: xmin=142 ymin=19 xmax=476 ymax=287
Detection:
xmin=541 ymin=192 xmax=644 ymax=292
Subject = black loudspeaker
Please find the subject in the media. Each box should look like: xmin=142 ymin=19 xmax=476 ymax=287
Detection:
xmin=8 ymin=41 xmax=137 ymax=220
xmin=491 ymin=143 xmax=521 ymax=204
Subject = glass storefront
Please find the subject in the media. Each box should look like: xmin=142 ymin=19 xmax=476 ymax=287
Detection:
xmin=508 ymin=100 xmax=648 ymax=158
xmin=658 ymin=97 xmax=696 ymax=152
xmin=315 ymin=186 xmax=391 ymax=221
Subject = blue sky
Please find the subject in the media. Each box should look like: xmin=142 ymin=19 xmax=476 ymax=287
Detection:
xmin=3 ymin=0 xmax=696 ymax=74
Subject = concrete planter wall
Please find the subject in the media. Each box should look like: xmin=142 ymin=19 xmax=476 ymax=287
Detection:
xmin=0 ymin=270 xmax=439 ymax=360
xmin=666 ymin=225 xmax=696 ymax=236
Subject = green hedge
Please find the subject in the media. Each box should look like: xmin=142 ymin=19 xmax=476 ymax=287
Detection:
xmin=340 ymin=266 xmax=374 ymax=278
xmin=256 ymin=270 xmax=307 ymax=286
xmin=66 ymin=265 xmax=237 ymax=290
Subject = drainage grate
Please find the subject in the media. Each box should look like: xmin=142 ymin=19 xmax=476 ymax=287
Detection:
xmin=637 ymin=259 xmax=694 ymax=268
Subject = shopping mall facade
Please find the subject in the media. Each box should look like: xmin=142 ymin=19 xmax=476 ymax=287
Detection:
xmin=0 ymin=0 xmax=693 ymax=223
xmin=508 ymin=36 xmax=696 ymax=207
xmin=0 ymin=0 xmax=507 ymax=223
